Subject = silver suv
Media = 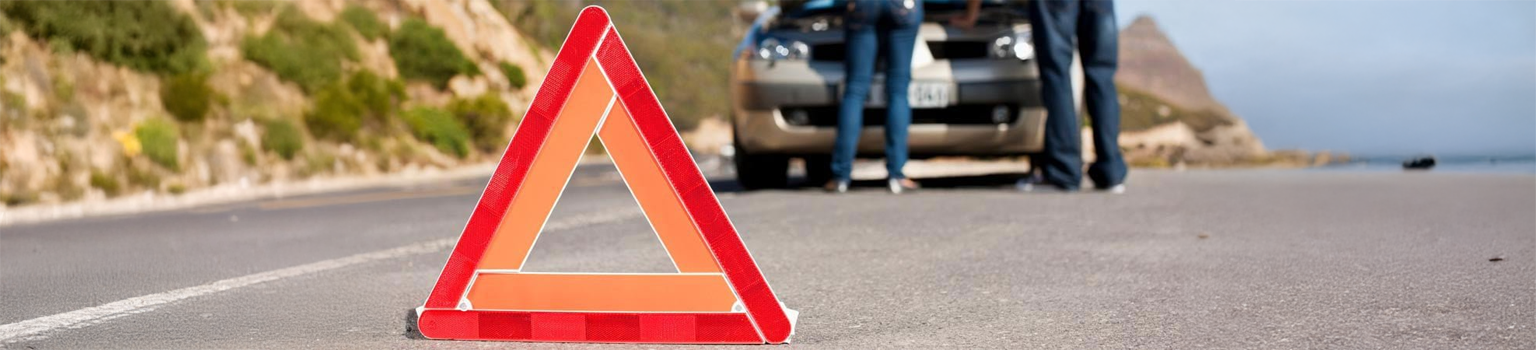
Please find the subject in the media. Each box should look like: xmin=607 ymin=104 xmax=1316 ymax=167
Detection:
xmin=731 ymin=0 xmax=1049 ymax=189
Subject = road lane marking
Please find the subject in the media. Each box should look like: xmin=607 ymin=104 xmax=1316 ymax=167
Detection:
xmin=0 ymin=240 xmax=451 ymax=344
xmin=0 ymin=208 xmax=644 ymax=344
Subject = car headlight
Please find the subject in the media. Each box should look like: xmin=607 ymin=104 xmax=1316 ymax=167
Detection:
xmin=754 ymin=38 xmax=810 ymax=61
xmin=991 ymin=36 xmax=1013 ymax=59
xmin=991 ymin=31 xmax=1034 ymax=61
xmin=1012 ymin=29 xmax=1034 ymax=60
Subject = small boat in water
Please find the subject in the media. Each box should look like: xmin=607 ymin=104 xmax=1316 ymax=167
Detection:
xmin=1403 ymin=156 xmax=1436 ymax=170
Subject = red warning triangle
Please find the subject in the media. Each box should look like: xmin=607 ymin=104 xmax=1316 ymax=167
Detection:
xmin=416 ymin=6 xmax=795 ymax=344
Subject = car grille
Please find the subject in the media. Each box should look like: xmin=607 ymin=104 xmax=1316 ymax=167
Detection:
xmin=781 ymin=105 xmax=1018 ymax=127
xmin=810 ymin=43 xmax=846 ymax=61
xmin=810 ymin=41 xmax=992 ymax=62
xmin=926 ymin=41 xmax=990 ymax=60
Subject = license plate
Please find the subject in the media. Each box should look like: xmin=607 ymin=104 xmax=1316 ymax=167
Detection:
xmin=843 ymin=82 xmax=953 ymax=108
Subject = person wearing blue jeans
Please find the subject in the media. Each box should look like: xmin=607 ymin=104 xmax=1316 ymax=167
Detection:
xmin=1024 ymin=0 xmax=1128 ymax=192
xmin=827 ymin=0 xmax=923 ymax=194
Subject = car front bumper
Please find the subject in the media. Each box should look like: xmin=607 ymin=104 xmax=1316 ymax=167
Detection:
xmin=731 ymin=60 xmax=1046 ymax=157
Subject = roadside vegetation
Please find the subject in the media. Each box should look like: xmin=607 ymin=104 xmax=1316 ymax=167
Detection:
xmin=389 ymin=18 xmax=480 ymax=89
xmin=401 ymin=107 xmax=472 ymax=158
xmin=261 ymin=119 xmax=305 ymax=160
xmin=0 ymin=1 xmax=207 ymax=75
xmin=306 ymin=87 xmax=366 ymax=142
xmin=89 ymin=171 xmax=122 ymax=197
xmin=241 ymin=6 xmax=360 ymax=93
xmin=160 ymin=73 xmax=220 ymax=122
xmin=135 ymin=118 xmax=181 ymax=170
xmin=0 ymin=1 xmax=529 ymax=206
xmin=499 ymin=61 xmax=527 ymax=90
xmin=196 ymin=0 xmax=282 ymax=18
xmin=307 ymin=71 xmax=406 ymax=142
xmin=492 ymin=0 xmax=737 ymax=131
xmin=446 ymin=95 xmax=515 ymax=152
xmin=339 ymin=5 xmax=386 ymax=41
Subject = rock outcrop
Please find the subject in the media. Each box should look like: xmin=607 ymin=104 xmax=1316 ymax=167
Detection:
xmin=1112 ymin=16 xmax=1275 ymax=166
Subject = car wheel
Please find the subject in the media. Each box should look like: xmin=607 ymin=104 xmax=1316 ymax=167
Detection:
xmin=802 ymin=155 xmax=833 ymax=187
xmin=733 ymin=145 xmax=789 ymax=190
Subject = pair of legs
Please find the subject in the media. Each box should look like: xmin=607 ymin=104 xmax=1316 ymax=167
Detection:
xmin=1029 ymin=0 xmax=1127 ymax=190
xmin=830 ymin=0 xmax=922 ymax=183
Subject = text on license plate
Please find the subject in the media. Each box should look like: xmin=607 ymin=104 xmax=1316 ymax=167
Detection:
xmin=845 ymin=82 xmax=953 ymax=108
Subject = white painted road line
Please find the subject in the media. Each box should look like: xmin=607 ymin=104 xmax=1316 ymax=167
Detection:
xmin=0 ymin=208 xmax=643 ymax=344
xmin=0 ymin=239 xmax=450 ymax=344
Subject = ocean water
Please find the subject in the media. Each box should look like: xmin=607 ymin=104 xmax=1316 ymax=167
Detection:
xmin=1318 ymin=155 xmax=1536 ymax=174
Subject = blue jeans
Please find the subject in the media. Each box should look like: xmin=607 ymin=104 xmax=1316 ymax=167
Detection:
xmin=1029 ymin=0 xmax=1127 ymax=189
xmin=831 ymin=0 xmax=921 ymax=181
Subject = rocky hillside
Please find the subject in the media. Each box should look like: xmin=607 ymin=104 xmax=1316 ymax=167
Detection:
xmin=1112 ymin=16 xmax=1323 ymax=167
xmin=490 ymin=0 xmax=740 ymax=132
xmin=0 ymin=0 xmax=550 ymax=207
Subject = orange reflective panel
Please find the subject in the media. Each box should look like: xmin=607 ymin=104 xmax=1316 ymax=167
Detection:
xmin=599 ymin=103 xmax=721 ymax=273
xmin=478 ymin=59 xmax=614 ymax=270
xmin=466 ymin=273 xmax=737 ymax=312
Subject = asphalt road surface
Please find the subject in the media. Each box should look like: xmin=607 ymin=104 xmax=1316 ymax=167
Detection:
xmin=2 ymin=167 xmax=1532 ymax=349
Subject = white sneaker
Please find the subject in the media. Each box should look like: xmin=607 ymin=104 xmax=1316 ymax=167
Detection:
xmin=888 ymin=178 xmax=920 ymax=194
xmin=1017 ymin=178 xmax=1074 ymax=193
xmin=1014 ymin=173 xmax=1043 ymax=192
xmin=1102 ymin=184 xmax=1126 ymax=194
xmin=824 ymin=179 xmax=850 ymax=194
xmin=1015 ymin=178 xmax=1034 ymax=192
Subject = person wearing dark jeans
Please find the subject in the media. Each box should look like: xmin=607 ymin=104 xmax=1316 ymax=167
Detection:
xmin=1024 ymin=0 xmax=1128 ymax=193
xmin=827 ymin=0 xmax=923 ymax=194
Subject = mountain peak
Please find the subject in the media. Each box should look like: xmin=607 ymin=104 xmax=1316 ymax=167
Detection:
xmin=1116 ymin=15 xmax=1224 ymax=114
xmin=1114 ymin=15 xmax=1270 ymax=161
xmin=1124 ymin=15 xmax=1163 ymax=36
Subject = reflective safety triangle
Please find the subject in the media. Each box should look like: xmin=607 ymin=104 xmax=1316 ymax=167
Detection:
xmin=416 ymin=6 xmax=796 ymax=344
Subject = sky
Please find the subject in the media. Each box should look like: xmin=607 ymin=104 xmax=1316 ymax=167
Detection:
xmin=1112 ymin=0 xmax=1536 ymax=157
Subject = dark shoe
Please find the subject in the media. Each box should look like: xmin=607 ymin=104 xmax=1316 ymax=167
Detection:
xmin=888 ymin=178 xmax=920 ymax=194
xmin=824 ymin=179 xmax=850 ymax=193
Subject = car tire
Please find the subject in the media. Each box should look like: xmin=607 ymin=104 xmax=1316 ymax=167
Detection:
xmin=802 ymin=155 xmax=833 ymax=187
xmin=733 ymin=145 xmax=789 ymax=190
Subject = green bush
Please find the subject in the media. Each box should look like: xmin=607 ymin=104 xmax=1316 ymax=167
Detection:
xmin=447 ymin=95 xmax=514 ymax=151
xmin=339 ymin=5 xmax=385 ymax=40
xmin=241 ymin=6 xmax=359 ymax=92
xmin=1 ymin=1 xmax=206 ymax=75
xmin=0 ymin=13 xmax=14 ymax=37
xmin=161 ymin=73 xmax=218 ymax=122
xmin=226 ymin=1 xmax=280 ymax=16
xmin=127 ymin=167 xmax=161 ymax=188
xmin=198 ymin=0 xmax=281 ymax=18
xmin=499 ymin=61 xmax=527 ymax=90
xmin=306 ymin=84 xmax=364 ymax=141
xmin=304 ymin=71 xmax=405 ymax=141
xmin=136 ymin=118 xmax=180 ymax=170
xmin=2 ymin=190 xmax=37 ymax=206
xmin=89 ymin=171 xmax=122 ymax=197
xmin=401 ymin=107 xmax=471 ymax=158
xmin=261 ymin=119 xmax=305 ymax=160
xmin=390 ymin=19 xmax=479 ymax=89
xmin=345 ymin=70 xmax=405 ymax=122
